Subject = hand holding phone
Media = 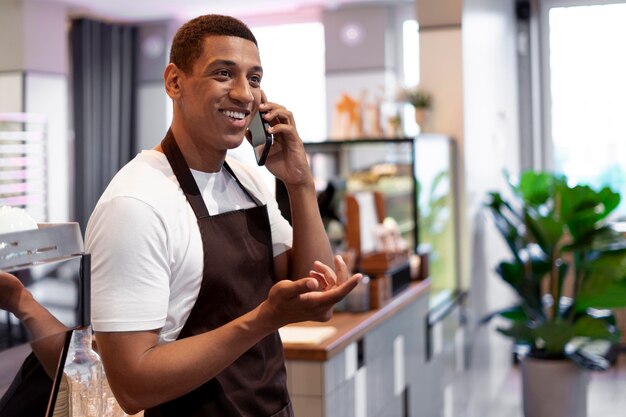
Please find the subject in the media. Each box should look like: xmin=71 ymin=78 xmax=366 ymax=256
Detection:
xmin=248 ymin=111 xmax=273 ymax=166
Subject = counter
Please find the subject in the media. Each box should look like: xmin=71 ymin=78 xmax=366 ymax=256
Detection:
xmin=282 ymin=280 xmax=431 ymax=361
xmin=280 ymin=280 xmax=434 ymax=417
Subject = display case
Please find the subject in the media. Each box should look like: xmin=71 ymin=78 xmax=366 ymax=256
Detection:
xmin=276 ymin=134 xmax=461 ymax=302
xmin=414 ymin=134 xmax=461 ymax=299
xmin=299 ymin=138 xmax=417 ymax=250
xmin=0 ymin=223 xmax=90 ymax=417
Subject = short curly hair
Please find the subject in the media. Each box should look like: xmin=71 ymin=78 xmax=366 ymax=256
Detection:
xmin=170 ymin=14 xmax=258 ymax=75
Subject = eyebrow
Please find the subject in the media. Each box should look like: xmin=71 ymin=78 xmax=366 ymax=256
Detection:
xmin=203 ymin=59 xmax=263 ymax=76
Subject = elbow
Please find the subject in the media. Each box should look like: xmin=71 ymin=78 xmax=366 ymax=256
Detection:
xmin=115 ymin=393 xmax=145 ymax=416
xmin=107 ymin=383 xmax=148 ymax=415
xmin=122 ymin=406 xmax=143 ymax=416
xmin=121 ymin=405 xmax=143 ymax=416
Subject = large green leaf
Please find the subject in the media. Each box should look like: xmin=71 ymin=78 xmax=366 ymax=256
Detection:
xmin=496 ymin=260 xmax=523 ymax=289
xmin=561 ymin=185 xmax=621 ymax=240
xmin=516 ymin=171 xmax=561 ymax=207
xmin=525 ymin=213 xmax=563 ymax=254
xmin=573 ymin=315 xmax=620 ymax=342
xmin=577 ymin=279 xmax=626 ymax=310
xmin=563 ymin=225 xmax=626 ymax=253
xmin=497 ymin=322 xmax=536 ymax=344
xmin=535 ymin=320 xmax=574 ymax=354
xmin=566 ymin=311 xmax=620 ymax=371
xmin=499 ymin=305 xmax=529 ymax=322
xmin=584 ymin=249 xmax=626 ymax=280
xmin=479 ymin=304 xmax=529 ymax=325
xmin=486 ymin=192 xmax=525 ymax=259
xmin=496 ymin=260 xmax=544 ymax=318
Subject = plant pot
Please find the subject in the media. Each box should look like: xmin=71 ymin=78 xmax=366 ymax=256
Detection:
xmin=521 ymin=357 xmax=590 ymax=417
xmin=414 ymin=108 xmax=430 ymax=129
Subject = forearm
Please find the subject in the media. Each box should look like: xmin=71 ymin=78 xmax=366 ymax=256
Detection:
xmin=16 ymin=291 xmax=68 ymax=378
xmin=98 ymin=264 xmax=361 ymax=415
xmin=286 ymin=181 xmax=334 ymax=278
xmin=97 ymin=304 xmax=277 ymax=415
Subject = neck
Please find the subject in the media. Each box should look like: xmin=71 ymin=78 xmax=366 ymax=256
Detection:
xmin=156 ymin=121 xmax=225 ymax=173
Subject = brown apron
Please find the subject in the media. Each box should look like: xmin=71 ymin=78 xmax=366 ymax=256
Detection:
xmin=144 ymin=129 xmax=293 ymax=417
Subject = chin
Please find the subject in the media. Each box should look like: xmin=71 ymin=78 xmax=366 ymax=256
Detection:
xmin=224 ymin=136 xmax=246 ymax=150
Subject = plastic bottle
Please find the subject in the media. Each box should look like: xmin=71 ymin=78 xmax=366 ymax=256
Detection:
xmin=64 ymin=326 xmax=127 ymax=417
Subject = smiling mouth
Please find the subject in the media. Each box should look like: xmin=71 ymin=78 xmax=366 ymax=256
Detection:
xmin=220 ymin=109 xmax=247 ymax=120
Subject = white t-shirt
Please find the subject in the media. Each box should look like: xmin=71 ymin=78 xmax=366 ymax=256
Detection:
xmin=85 ymin=150 xmax=293 ymax=343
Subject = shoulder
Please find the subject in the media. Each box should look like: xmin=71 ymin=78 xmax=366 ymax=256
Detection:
xmin=95 ymin=150 xmax=187 ymax=219
xmin=86 ymin=150 xmax=192 ymax=253
xmin=103 ymin=151 xmax=178 ymax=199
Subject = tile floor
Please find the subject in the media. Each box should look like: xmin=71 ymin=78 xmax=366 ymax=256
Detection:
xmin=456 ymin=351 xmax=625 ymax=417
xmin=442 ymin=317 xmax=626 ymax=417
xmin=480 ymin=353 xmax=626 ymax=417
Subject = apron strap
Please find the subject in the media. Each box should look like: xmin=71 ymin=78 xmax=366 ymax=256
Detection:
xmin=222 ymin=162 xmax=263 ymax=207
xmin=161 ymin=129 xmax=264 ymax=219
xmin=161 ymin=129 xmax=210 ymax=220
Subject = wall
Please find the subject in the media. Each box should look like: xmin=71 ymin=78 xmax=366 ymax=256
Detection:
xmin=461 ymin=0 xmax=522 ymax=414
xmin=22 ymin=0 xmax=68 ymax=75
xmin=0 ymin=0 xmax=25 ymax=73
xmin=415 ymin=0 xmax=466 ymax=303
xmin=413 ymin=0 xmax=526 ymax=413
xmin=418 ymin=29 xmax=463 ymax=141
xmin=0 ymin=73 xmax=24 ymax=112
xmin=0 ymin=0 xmax=70 ymax=223
xmin=322 ymin=4 xmax=416 ymax=139
xmin=136 ymin=20 xmax=176 ymax=152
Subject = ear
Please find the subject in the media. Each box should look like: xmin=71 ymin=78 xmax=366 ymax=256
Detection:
xmin=164 ymin=63 xmax=183 ymax=100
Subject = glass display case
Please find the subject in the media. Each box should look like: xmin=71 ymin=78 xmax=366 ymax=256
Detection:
xmin=304 ymin=138 xmax=417 ymax=251
xmin=276 ymin=134 xmax=461 ymax=301
xmin=414 ymin=134 xmax=461 ymax=299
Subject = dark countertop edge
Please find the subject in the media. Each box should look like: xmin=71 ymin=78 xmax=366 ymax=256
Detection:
xmin=282 ymin=279 xmax=431 ymax=361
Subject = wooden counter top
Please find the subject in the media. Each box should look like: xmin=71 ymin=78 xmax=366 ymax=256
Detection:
xmin=281 ymin=279 xmax=431 ymax=361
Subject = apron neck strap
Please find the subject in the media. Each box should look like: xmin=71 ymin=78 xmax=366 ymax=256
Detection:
xmin=160 ymin=129 xmax=264 ymax=219
xmin=222 ymin=162 xmax=263 ymax=207
xmin=161 ymin=129 xmax=210 ymax=220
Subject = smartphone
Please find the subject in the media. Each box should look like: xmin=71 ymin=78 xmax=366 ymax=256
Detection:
xmin=249 ymin=111 xmax=273 ymax=166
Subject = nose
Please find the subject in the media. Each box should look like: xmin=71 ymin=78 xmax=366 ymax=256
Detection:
xmin=229 ymin=76 xmax=254 ymax=104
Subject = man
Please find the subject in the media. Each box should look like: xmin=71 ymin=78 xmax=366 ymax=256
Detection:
xmin=85 ymin=14 xmax=361 ymax=417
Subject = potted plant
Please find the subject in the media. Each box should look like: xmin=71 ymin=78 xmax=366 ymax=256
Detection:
xmin=396 ymin=86 xmax=432 ymax=127
xmin=484 ymin=170 xmax=626 ymax=417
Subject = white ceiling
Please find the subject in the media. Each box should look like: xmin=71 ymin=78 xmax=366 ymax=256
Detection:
xmin=40 ymin=0 xmax=411 ymax=23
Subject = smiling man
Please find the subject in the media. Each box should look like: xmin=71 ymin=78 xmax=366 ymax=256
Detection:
xmin=85 ymin=14 xmax=361 ymax=417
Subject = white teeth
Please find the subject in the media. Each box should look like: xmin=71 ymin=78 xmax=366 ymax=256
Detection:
xmin=222 ymin=110 xmax=245 ymax=120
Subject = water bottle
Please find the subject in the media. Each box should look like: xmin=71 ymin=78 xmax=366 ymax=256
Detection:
xmin=64 ymin=327 xmax=104 ymax=416
xmin=64 ymin=326 xmax=127 ymax=416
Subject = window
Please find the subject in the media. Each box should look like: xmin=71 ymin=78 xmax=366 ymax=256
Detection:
xmin=252 ymin=22 xmax=326 ymax=143
xmin=227 ymin=21 xmax=326 ymax=191
xmin=541 ymin=1 xmax=626 ymax=219
xmin=401 ymin=19 xmax=420 ymax=137
xmin=402 ymin=19 xmax=420 ymax=87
